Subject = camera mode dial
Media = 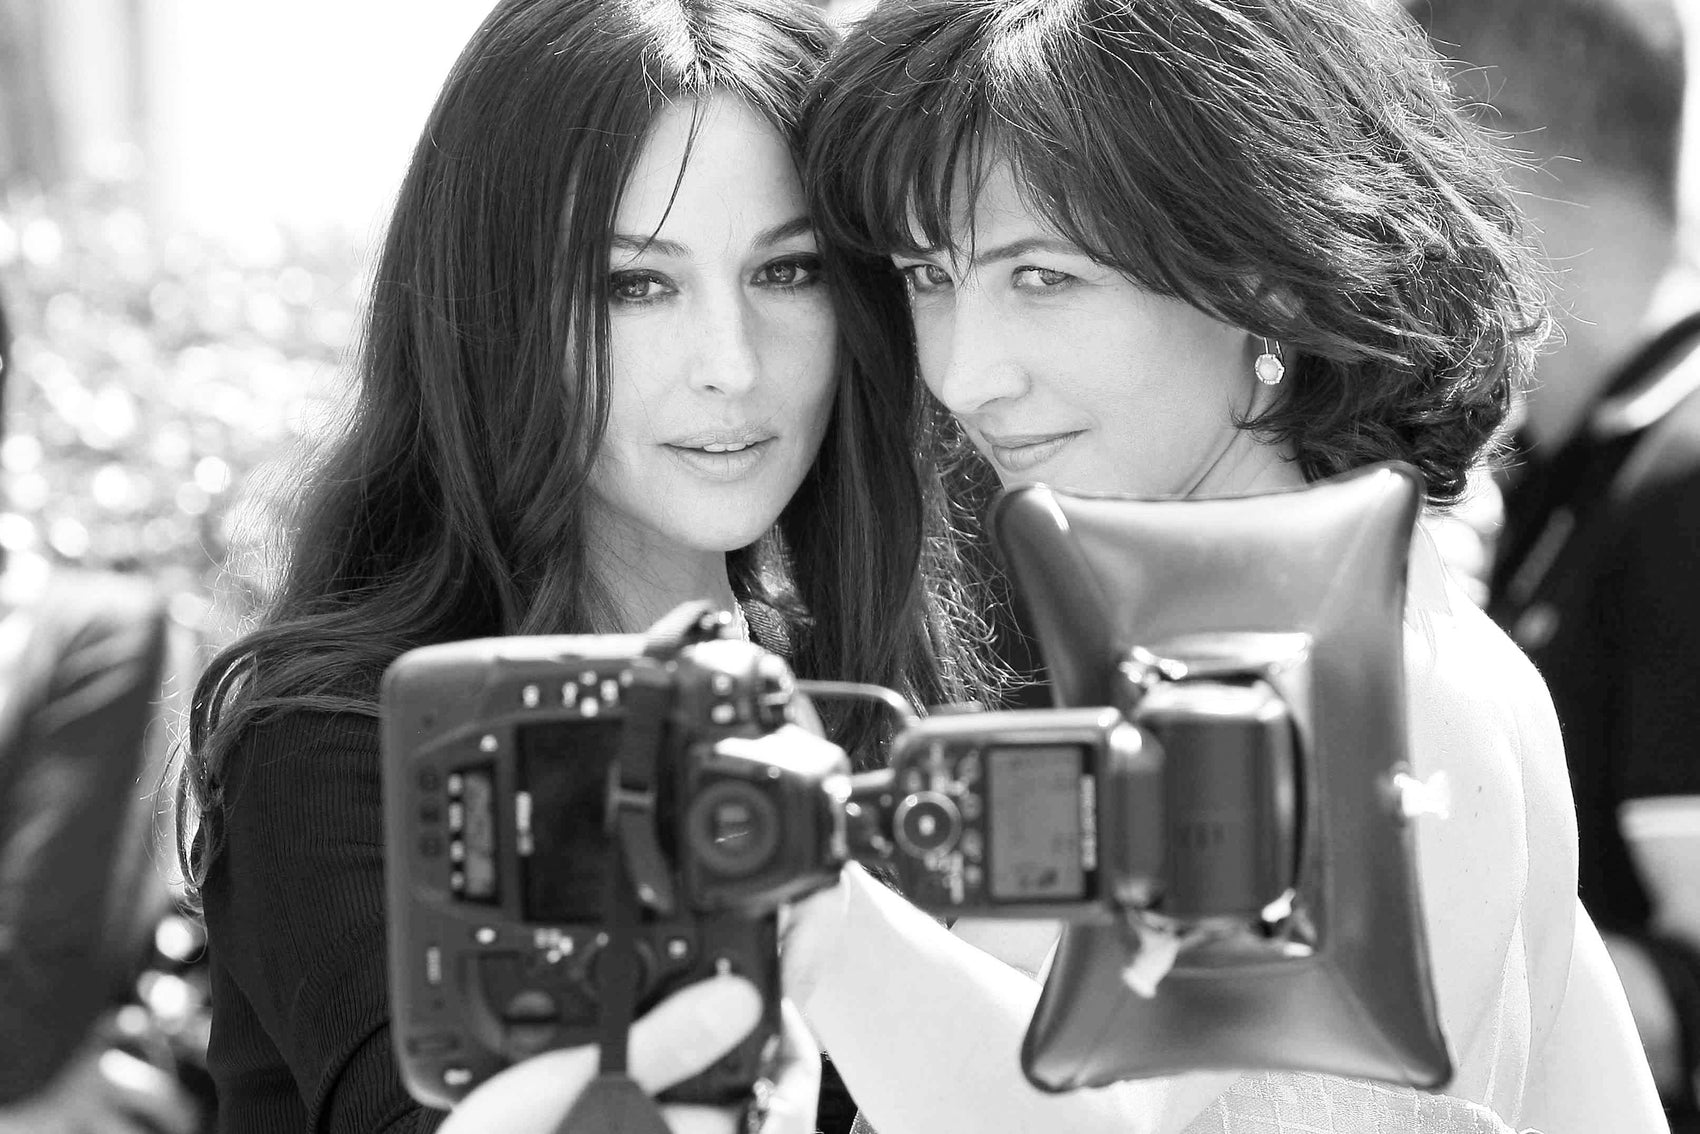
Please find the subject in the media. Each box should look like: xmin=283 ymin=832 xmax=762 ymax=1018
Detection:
xmin=893 ymin=791 xmax=962 ymax=858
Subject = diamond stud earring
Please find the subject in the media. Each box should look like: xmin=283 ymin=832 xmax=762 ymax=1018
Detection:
xmin=1254 ymin=338 xmax=1285 ymax=386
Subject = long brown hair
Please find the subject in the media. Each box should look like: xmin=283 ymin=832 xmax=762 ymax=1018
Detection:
xmin=179 ymin=0 xmax=994 ymax=888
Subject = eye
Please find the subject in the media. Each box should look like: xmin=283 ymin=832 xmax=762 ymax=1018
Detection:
xmin=898 ymin=263 xmax=954 ymax=295
xmin=609 ymin=271 xmax=674 ymax=305
xmin=1013 ymin=266 xmax=1073 ymax=290
xmin=752 ymin=255 xmax=824 ymax=288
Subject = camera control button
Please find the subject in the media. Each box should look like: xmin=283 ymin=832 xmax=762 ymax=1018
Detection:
xmin=502 ymin=988 xmax=558 ymax=1022
xmin=405 ymin=1032 xmax=460 ymax=1056
xmin=502 ymin=989 xmax=561 ymax=1056
xmin=960 ymin=829 xmax=983 ymax=862
xmin=956 ymin=752 xmax=981 ymax=784
xmin=894 ymin=792 xmax=962 ymax=858
xmin=959 ymin=793 xmax=982 ymax=821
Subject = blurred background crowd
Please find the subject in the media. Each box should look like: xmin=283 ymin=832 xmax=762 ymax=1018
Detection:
xmin=0 ymin=1 xmax=501 ymax=650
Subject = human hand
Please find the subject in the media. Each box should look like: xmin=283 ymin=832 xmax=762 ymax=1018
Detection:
xmin=0 ymin=1042 xmax=202 ymax=1134
xmin=779 ymin=861 xmax=856 ymax=1011
xmin=437 ymin=975 xmax=820 ymax=1134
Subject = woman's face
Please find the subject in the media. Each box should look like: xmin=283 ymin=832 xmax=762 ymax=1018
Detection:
xmin=892 ymin=162 xmax=1268 ymax=498
xmin=587 ymin=93 xmax=836 ymax=562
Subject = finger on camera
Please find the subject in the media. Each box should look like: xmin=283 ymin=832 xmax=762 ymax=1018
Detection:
xmin=629 ymin=973 xmax=765 ymax=1094
xmin=763 ymin=1000 xmax=824 ymax=1134
xmin=437 ymin=975 xmax=761 ymax=1134
xmin=659 ymin=1103 xmax=745 ymax=1134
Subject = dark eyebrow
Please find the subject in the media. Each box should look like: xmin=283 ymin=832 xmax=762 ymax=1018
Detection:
xmin=608 ymin=216 xmax=816 ymax=260
xmin=896 ymin=236 xmax=1087 ymax=267
xmin=971 ymin=237 xmax=1082 ymax=266
xmin=611 ymin=233 xmax=688 ymax=258
xmin=753 ymin=216 xmax=816 ymax=248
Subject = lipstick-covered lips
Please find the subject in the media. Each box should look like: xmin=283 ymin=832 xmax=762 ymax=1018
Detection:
xmin=976 ymin=428 xmax=1084 ymax=475
xmin=664 ymin=430 xmax=778 ymax=481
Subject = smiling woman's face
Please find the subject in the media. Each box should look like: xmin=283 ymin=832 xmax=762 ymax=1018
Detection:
xmin=893 ymin=162 xmax=1261 ymax=498
xmin=586 ymin=91 xmax=837 ymax=563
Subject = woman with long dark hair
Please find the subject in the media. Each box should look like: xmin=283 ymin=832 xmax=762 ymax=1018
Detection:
xmin=785 ymin=1 xmax=1666 ymax=1131
xmin=175 ymin=1 xmax=986 ymax=1129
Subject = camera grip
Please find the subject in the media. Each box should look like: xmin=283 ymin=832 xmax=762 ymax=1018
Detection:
xmin=655 ymin=914 xmax=782 ymax=1105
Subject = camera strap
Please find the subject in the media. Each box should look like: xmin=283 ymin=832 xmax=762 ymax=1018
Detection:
xmin=551 ymin=868 xmax=670 ymax=1134
xmin=606 ymin=600 xmax=733 ymax=918
xmin=556 ymin=601 xmax=733 ymax=1134
xmin=609 ymin=661 xmax=679 ymax=916
xmin=554 ymin=832 xmax=670 ymax=1134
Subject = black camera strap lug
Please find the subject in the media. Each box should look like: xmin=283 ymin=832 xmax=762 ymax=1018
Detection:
xmin=603 ymin=599 xmax=734 ymax=916
xmin=642 ymin=599 xmax=731 ymax=657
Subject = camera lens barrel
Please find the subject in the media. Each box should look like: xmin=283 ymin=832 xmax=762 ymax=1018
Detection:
xmin=685 ymin=779 xmax=784 ymax=878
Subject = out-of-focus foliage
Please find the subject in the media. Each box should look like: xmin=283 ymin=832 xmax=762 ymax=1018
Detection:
xmin=0 ymin=183 xmax=368 ymax=645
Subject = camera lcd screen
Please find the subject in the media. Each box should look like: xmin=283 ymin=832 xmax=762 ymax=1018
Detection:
xmin=987 ymin=745 xmax=1086 ymax=902
xmin=457 ymin=767 xmax=498 ymax=901
xmin=516 ymin=720 xmax=624 ymax=923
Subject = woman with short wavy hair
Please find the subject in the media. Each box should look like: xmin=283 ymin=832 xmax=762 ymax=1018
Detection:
xmin=785 ymin=1 xmax=1665 ymax=1131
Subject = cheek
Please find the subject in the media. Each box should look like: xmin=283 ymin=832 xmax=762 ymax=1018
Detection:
xmin=1104 ymin=301 xmax=1248 ymax=412
xmin=908 ymin=306 xmax=952 ymax=400
xmin=601 ymin=328 xmax=672 ymax=440
xmin=771 ymin=306 xmax=839 ymax=418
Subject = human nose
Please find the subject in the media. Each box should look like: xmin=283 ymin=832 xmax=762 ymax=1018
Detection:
xmin=923 ymin=290 xmax=1028 ymax=416
xmin=688 ymin=291 xmax=761 ymax=397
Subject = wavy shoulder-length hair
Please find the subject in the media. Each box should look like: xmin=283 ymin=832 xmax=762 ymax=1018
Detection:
xmin=804 ymin=0 xmax=1552 ymax=506
xmin=179 ymin=0 xmax=993 ymax=887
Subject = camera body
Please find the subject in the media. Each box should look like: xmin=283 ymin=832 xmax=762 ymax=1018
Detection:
xmin=382 ymin=628 xmax=848 ymax=1110
xmin=868 ymin=668 xmax=1298 ymax=926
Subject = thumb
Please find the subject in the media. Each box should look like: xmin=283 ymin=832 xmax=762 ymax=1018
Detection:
xmin=435 ymin=974 xmax=766 ymax=1134
xmin=629 ymin=973 xmax=765 ymax=1094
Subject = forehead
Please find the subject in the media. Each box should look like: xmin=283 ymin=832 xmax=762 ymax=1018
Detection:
xmin=902 ymin=158 xmax=1075 ymax=255
xmin=615 ymin=93 xmax=803 ymax=244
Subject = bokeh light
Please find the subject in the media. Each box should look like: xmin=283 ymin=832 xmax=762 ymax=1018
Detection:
xmin=2 ymin=184 xmax=366 ymax=646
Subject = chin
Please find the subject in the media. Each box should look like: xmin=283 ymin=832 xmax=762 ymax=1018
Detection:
xmin=683 ymin=520 xmax=780 ymax=555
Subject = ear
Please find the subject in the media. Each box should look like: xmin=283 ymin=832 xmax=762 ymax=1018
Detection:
xmin=1249 ymin=276 xmax=1305 ymax=329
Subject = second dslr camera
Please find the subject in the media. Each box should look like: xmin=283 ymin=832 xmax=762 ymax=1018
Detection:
xmin=382 ymin=608 xmax=847 ymax=1109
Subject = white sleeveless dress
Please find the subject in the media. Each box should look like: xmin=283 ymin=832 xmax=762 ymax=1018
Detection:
xmin=846 ymin=531 xmax=1555 ymax=1134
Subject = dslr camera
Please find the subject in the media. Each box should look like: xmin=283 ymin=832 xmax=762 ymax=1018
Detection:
xmin=385 ymin=461 xmax=1453 ymax=1105
xmin=859 ymin=683 xmax=1295 ymax=927
xmin=382 ymin=606 xmax=848 ymax=1109
xmin=841 ymin=464 xmax=1450 ymax=1093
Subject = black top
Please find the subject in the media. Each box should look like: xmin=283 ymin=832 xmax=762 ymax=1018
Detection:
xmin=202 ymin=701 xmax=861 ymax=1133
xmin=203 ymin=710 xmax=445 ymax=1133
xmin=1489 ymin=311 xmax=1700 ymax=932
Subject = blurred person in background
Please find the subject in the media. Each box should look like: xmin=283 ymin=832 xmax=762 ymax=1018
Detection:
xmin=172 ymin=0 xmax=990 ymax=1131
xmin=0 ymin=271 xmax=204 ymax=1134
xmin=1413 ymin=1 xmax=1700 ymax=1124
